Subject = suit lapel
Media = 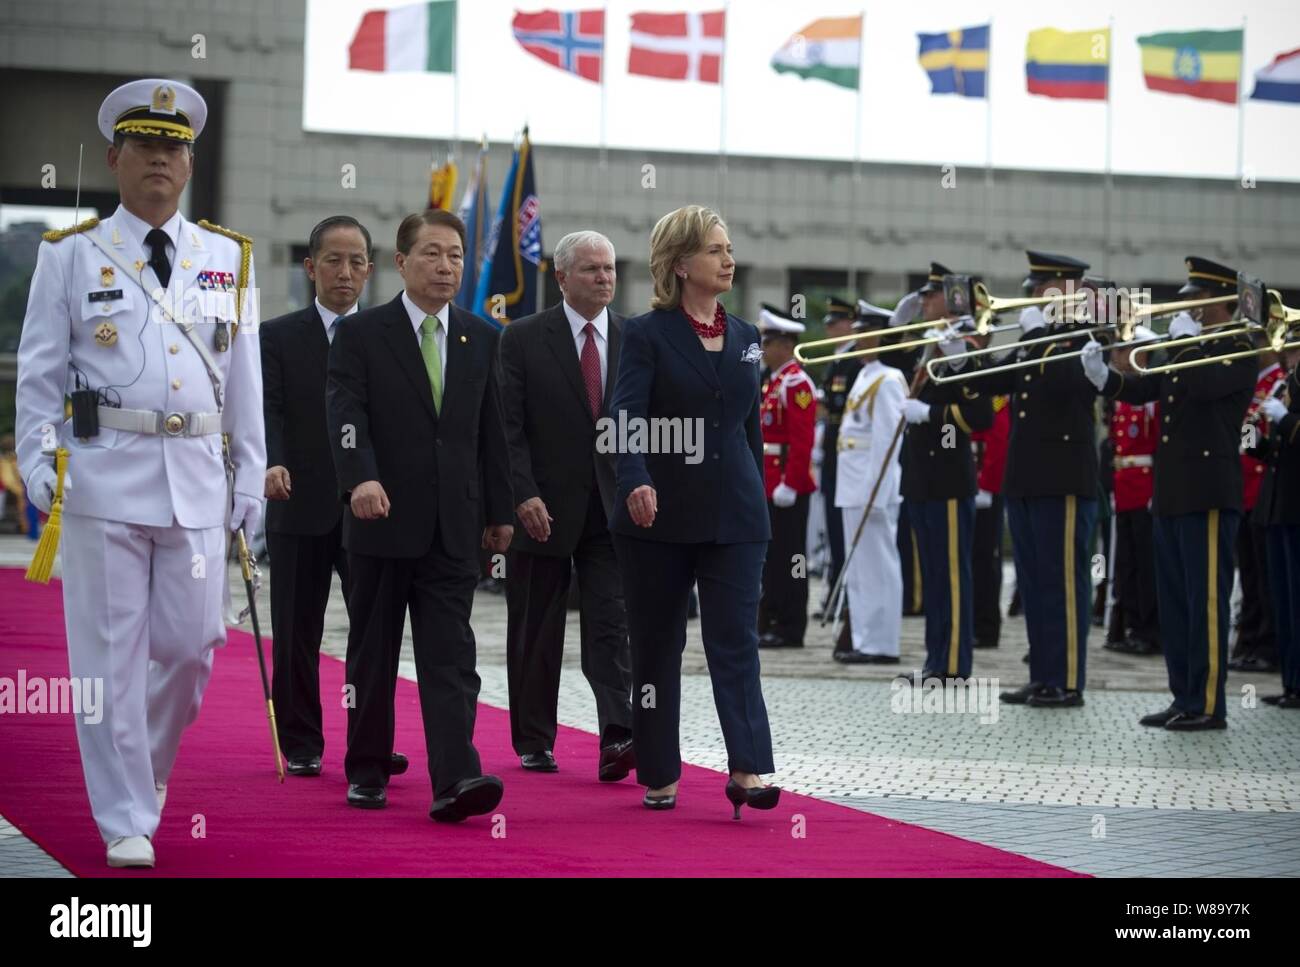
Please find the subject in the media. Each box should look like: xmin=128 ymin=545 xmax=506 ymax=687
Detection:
xmin=303 ymin=303 xmax=329 ymax=370
xmin=604 ymin=312 xmax=623 ymax=412
xmin=442 ymin=305 xmax=472 ymax=419
xmin=545 ymin=306 xmax=594 ymax=419
xmin=662 ymin=309 xmax=719 ymax=388
xmin=719 ymin=314 xmax=742 ymax=388
xmin=380 ymin=294 xmax=437 ymax=421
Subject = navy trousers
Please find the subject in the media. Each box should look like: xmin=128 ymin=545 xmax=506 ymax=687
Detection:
xmin=898 ymin=499 xmax=924 ymax=615
xmin=909 ymin=497 xmax=976 ymax=678
xmin=1006 ymin=495 xmax=1098 ymax=692
xmin=1265 ymin=524 xmax=1300 ymax=693
xmin=1152 ymin=510 xmax=1240 ymax=720
xmin=612 ymin=534 xmax=774 ymax=789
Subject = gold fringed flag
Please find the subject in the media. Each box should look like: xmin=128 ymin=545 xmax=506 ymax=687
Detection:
xmin=26 ymin=448 xmax=69 ymax=584
xmin=429 ymin=157 xmax=459 ymax=211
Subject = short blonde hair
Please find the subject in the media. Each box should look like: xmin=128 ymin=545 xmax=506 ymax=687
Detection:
xmin=649 ymin=205 xmax=728 ymax=311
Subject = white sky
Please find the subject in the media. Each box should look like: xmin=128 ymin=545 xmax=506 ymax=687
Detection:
xmin=303 ymin=0 xmax=1300 ymax=181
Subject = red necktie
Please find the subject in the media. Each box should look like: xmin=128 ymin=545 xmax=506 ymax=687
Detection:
xmin=580 ymin=323 xmax=602 ymax=419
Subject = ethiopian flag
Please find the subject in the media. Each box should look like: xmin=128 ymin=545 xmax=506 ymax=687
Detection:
xmin=1136 ymin=29 xmax=1242 ymax=104
xmin=349 ymin=1 xmax=457 ymax=73
xmin=771 ymin=16 xmax=862 ymax=90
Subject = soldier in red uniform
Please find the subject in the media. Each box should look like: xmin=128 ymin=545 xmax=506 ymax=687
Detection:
xmin=1102 ymin=328 xmax=1161 ymax=655
xmin=756 ymin=304 xmax=817 ymax=648
xmin=1230 ymin=353 xmax=1287 ymax=672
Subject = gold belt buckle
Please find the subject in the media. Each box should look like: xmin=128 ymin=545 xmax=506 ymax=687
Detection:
xmin=163 ymin=412 xmax=186 ymax=436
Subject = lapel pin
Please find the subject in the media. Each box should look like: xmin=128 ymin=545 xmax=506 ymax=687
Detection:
xmin=460 ymin=335 xmax=467 ymax=343
xmin=133 ymin=259 xmax=146 ymax=273
xmin=191 ymin=231 xmax=201 ymax=247
xmin=111 ymin=228 xmax=123 ymax=246
xmin=180 ymin=258 xmax=192 ymax=270
xmin=100 ymin=266 xmax=114 ymax=287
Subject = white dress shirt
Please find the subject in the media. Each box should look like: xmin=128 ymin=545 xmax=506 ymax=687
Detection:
xmin=564 ymin=301 xmax=609 ymax=395
xmin=401 ymin=290 xmax=449 ymax=382
xmin=116 ymin=205 xmax=182 ymax=286
xmin=316 ymin=297 xmax=358 ymax=343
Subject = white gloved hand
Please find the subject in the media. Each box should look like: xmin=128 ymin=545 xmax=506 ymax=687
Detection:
xmin=771 ymin=482 xmax=798 ymax=508
xmin=1020 ymin=305 xmax=1046 ymax=334
xmin=901 ymin=399 xmax=931 ymax=425
xmin=891 ymin=291 xmax=922 ymax=329
xmin=1081 ymin=339 xmax=1109 ymax=391
xmin=975 ymin=489 xmax=994 ymax=510
xmin=229 ymin=492 xmax=263 ymax=536
xmin=1260 ymin=397 xmax=1288 ymax=423
xmin=25 ymin=464 xmax=57 ymax=514
xmin=1168 ymin=311 xmax=1200 ymax=340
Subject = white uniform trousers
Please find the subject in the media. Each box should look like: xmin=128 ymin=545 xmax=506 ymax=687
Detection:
xmin=841 ymin=503 xmax=902 ymax=657
xmin=60 ymin=513 xmax=226 ymax=843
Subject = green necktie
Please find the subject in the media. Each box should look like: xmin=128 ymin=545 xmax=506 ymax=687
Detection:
xmin=420 ymin=315 xmax=443 ymax=413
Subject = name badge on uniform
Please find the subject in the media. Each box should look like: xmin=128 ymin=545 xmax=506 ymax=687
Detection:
xmin=88 ymin=289 xmax=124 ymax=303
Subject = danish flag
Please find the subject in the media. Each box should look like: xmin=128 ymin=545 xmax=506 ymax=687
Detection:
xmin=628 ymin=10 xmax=726 ymax=83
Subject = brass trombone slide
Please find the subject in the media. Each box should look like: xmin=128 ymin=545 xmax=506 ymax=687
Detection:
xmin=924 ymin=323 xmax=1120 ymax=384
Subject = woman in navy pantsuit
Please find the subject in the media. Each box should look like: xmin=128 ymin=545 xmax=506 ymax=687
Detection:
xmin=609 ymin=205 xmax=780 ymax=818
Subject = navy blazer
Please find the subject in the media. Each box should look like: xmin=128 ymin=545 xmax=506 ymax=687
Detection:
xmin=608 ymin=307 xmax=771 ymax=544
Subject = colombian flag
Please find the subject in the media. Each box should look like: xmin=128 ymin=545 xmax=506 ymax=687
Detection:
xmin=1026 ymin=28 xmax=1109 ymax=100
xmin=918 ymin=25 xmax=989 ymax=98
xmin=1136 ymin=29 xmax=1242 ymax=104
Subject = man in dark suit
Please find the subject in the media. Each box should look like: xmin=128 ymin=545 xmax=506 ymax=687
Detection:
xmin=264 ymin=215 xmax=396 ymax=778
xmin=326 ymin=209 xmax=513 ymax=820
xmin=497 ymin=230 xmax=634 ymax=778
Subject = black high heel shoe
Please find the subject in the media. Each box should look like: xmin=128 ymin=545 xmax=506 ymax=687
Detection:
xmin=643 ymin=789 xmax=677 ymax=810
xmin=725 ymin=778 xmax=780 ymax=820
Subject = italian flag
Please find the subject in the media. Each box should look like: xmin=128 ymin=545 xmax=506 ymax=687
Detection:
xmin=349 ymin=1 xmax=456 ymax=73
xmin=771 ymin=16 xmax=862 ymax=90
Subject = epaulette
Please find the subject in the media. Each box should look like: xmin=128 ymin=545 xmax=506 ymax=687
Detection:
xmin=42 ymin=217 xmax=100 ymax=243
xmin=197 ymin=219 xmax=253 ymax=246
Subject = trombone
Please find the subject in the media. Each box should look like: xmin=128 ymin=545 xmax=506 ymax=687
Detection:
xmin=794 ymin=277 xmax=1087 ymax=366
xmin=1131 ymin=287 xmax=1300 ymax=375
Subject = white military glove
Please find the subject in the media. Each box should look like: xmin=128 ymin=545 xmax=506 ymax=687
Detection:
xmin=1019 ymin=306 xmax=1046 ymax=334
xmin=1168 ymin=311 xmax=1200 ymax=340
xmin=975 ymin=489 xmax=994 ymax=510
xmin=1081 ymin=339 xmax=1110 ymax=391
xmin=25 ymin=463 xmax=58 ymax=514
xmin=229 ymin=492 xmax=263 ymax=536
xmin=891 ymin=291 xmax=922 ymax=329
xmin=772 ymin=482 xmax=798 ymax=508
xmin=1260 ymin=397 xmax=1288 ymax=423
xmin=901 ymin=399 xmax=931 ymax=425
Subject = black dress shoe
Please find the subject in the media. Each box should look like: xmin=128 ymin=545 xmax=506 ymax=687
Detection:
xmin=1233 ymin=655 xmax=1278 ymax=673
xmin=390 ymin=752 xmax=409 ymax=775
xmin=1139 ymin=705 xmax=1181 ymax=727
xmin=1026 ymin=687 xmax=1084 ymax=708
xmin=973 ymin=640 xmax=999 ymax=649
xmin=643 ymin=790 xmax=677 ymax=810
xmin=835 ymin=650 xmax=874 ymax=664
xmin=430 ymin=776 xmax=504 ymax=823
xmin=520 ymin=751 xmax=558 ymax=772
xmin=865 ymin=654 xmax=901 ymax=664
xmin=286 ymin=755 xmax=322 ymax=777
xmin=758 ymin=633 xmax=801 ymax=648
xmin=347 ymin=784 xmax=386 ymax=809
xmin=1277 ymin=693 xmax=1300 ymax=709
xmin=598 ymin=739 xmax=636 ymax=782
xmin=724 ymin=778 xmax=780 ymax=820
xmin=1165 ymin=713 xmax=1227 ymax=731
xmin=1000 ymin=682 xmax=1043 ymax=705
xmin=1102 ymin=638 xmax=1128 ymax=652
xmin=1262 ymin=693 xmax=1285 ymax=706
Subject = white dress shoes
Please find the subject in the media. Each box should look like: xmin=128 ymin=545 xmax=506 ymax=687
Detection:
xmin=106 ymin=835 xmax=155 ymax=869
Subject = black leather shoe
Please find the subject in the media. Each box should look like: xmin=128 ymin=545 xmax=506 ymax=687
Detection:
xmin=598 ymin=739 xmax=635 ymax=782
xmin=1164 ymin=713 xmax=1227 ymax=731
xmin=1277 ymin=693 xmax=1300 ymax=709
xmin=430 ymin=776 xmax=504 ymax=823
xmin=286 ymin=755 xmax=322 ymax=777
xmin=1026 ymin=687 xmax=1084 ymax=708
xmin=347 ymin=784 xmax=386 ymax=809
xmin=973 ymin=640 xmax=999 ymax=649
xmin=724 ymin=778 xmax=780 ymax=820
xmin=520 ymin=751 xmax=558 ymax=772
xmin=835 ymin=650 xmax=873 ymax=664
xmin=1233 ymin=655 xmax=1277 ymax=673
xmin=758 ymin=633 xmax=801 ymax=648
xmin=390 ymin=752 xmax=409 ymax=775
xmin=1262 ymin=693 xmax=1285 ymax=706
xmin=1139 ymin=706 xmax=1181 ymax=727
xmin=1000 ymin=682 xmax=1042 ymax=705
xmin=1102 ymin=637 xmax=1129 ymax=652
xmin=865 ymin=654 xmax=901 ymax=664
xmin=643 ymin=790 xmax=677 ymax=810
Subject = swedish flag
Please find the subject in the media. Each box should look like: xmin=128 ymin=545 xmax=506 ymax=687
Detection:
xmin=918 ymin=25 xmax=989 ymax=98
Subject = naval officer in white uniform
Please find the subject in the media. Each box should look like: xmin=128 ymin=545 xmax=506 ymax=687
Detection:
xmin=833 ymin=303 xmax=907 ymax=663
xmin=15 ymin=79 xmax=265 ymax=868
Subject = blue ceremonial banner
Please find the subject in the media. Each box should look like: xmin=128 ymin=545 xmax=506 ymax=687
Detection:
xmin=472 ymin=129 xmax=542 ymax=326
xmin=455 ymin=142 xmax=490 ymax=311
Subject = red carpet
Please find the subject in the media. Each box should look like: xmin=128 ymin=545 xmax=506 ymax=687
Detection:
xmin=0 ymin=568 xmax=1081 ymax=877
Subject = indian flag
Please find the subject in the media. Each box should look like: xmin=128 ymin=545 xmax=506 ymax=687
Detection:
xmin=1136 ymin=29 xmax=1242 ymax=104
xmin=349 ymin=1 xmax=457 ymax=73
xmin=771 ymin=16 xmax=862 ymax=91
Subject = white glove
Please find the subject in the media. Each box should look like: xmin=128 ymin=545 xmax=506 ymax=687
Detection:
xmin=902 ymin=399 xmax=931 ymax=425
xmin=772 ymin=482 xmax=797 ymax=508
xmin=25 ymin=464 xmax=57 ymax=514
xmin=1019 ymin=306 xmax=1046 ymax=334
xmin=1081 ymin=339 xmax=1109 ymax=391
xmin=975 ymin=489 xmax=994 ymax=510
xmin=891 ymin=291 xmax=922 ymax=329
xmin=939 ymin=330 xmax=968 ymax=358
xmin=229 ymin=492 xmax=263 ymax=535
xmin=1260 ymin=397 xmax=1288 ymax=423
xmin=1168 ymin=311 xmax=1200 ymax=340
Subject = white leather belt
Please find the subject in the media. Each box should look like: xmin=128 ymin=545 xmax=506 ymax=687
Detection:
xmin=763 ymin=443 xmax=784 ymax=455
xmin=1115 ymin=454 xmax=1153 ymax=469
xmin=97 ymin=405 xmax=222 ymax=437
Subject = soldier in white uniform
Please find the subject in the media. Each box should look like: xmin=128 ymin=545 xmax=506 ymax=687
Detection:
xmin=833 ymin=303 xmax=908 ymax=663
xmin=15 ymin=79 xmax=265 ymax=868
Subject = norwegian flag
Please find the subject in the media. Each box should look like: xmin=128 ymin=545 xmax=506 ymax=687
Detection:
xmin=628 ymin=10 xmax=726 ymax=83
xmin=512 ymin=9 xmax=605 ymax=83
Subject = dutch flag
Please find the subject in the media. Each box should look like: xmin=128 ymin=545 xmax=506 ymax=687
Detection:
xmin=1251 ymin=47 xmax=1300 ymax=104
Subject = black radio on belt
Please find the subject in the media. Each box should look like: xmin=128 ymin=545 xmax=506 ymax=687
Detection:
xmin=70 ymin=388 xmax=100 ymax=438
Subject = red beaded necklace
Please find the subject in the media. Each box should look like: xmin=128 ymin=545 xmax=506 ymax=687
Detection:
xmin=684 ymin=302 xmax=727 ymax=339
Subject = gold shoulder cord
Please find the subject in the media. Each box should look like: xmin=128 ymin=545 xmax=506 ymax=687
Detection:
xmin=42 ymin=217 xmax=100 ymax=243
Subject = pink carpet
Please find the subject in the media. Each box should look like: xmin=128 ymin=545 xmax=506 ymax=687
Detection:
xmin=0 ymin=567 xmax=1081 ymax=877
